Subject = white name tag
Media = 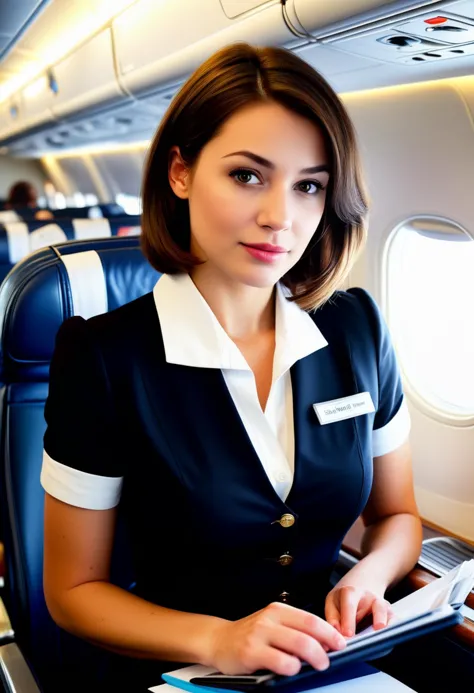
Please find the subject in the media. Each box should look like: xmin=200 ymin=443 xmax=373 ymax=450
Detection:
xmin=313 ymin=392 xmax=375 ymax=425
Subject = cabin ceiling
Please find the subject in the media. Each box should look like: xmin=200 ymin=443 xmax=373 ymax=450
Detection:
xmin=1 ymin=0 xmax=474 ymax=156
xmin=0 ymin=0 xmax=50 ymax=64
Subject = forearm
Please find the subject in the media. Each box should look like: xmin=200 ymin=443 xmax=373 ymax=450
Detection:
xmin=357 ymin=512 xmax=423 ymax=591
xmin=47 ymin=581 xmax=226 ymax=664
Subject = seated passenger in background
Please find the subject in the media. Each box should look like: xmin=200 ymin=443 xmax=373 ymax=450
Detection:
xmin=5 ymin=180 xmax=53 ymax=219
xmin=41 ymin=42 xmax=422 ymax=691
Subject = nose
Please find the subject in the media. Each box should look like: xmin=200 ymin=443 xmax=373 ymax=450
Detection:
xmin=256 ymin=187 xmax=292 ymax=232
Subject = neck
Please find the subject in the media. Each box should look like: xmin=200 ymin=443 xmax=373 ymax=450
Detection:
xmin=190 ymin=267 xmax=276 ymax=341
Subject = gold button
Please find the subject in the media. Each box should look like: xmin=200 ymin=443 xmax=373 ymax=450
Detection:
xmin=279 ymin=591 xmax=290 ymax=602
xmin=278 ymin=553 xmax=293 ymax=567
xmin=279 ymin=513 xmax=295 ymax=528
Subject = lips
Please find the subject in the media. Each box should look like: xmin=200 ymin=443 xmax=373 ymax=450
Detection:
xmin=241 ymin=243 xmax=288 ymax=264
xmin=241 ymin=243 xmax=288 ymax=253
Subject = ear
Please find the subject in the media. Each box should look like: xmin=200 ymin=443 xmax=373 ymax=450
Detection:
xmin=168 ymin=146 xmax=190 ymax=200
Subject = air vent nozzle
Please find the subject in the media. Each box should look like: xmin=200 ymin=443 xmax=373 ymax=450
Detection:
xmin=380 ymin=35 xmax=421 ymax=48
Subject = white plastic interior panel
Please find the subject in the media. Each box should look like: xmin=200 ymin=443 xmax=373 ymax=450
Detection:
xmin=113 ymin=0 xmax=293 ymax=96
xmin=57 ymin=158 xmax=99 ymax=195
xmin=52 ymin=29 xmax=126 ymax=119
xmin=220 ymin=0 xmax=275 ymax=18
xmin=296 ymin=43 xmax=382 ymax=75
xmin=288 ymin=0 xmax=443 ymax=37
xmin=19 ymin=73 xmax=54 ymax=130
xmin=447 ymin=0 xmax=474 ymax=20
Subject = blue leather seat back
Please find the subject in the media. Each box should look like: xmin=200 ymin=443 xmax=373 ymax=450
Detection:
xmin=0 ymin=237 xmax=159 ymax=690
xmin=51 ymin=203 xmax=126 ymax=219
xmin=0 ymin=217 xmax=141 ymax=284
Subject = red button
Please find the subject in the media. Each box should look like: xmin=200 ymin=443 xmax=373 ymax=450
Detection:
xmin=424 ymin=16 xmax=448 ymax=25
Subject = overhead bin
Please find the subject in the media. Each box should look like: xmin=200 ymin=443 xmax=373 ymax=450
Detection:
xmin=51 ymin=28 xmax=128 ymax=120
xmin=113 ymin=0 xmax=293 ymax=97
xmin=285 ymin=0 xmax=443 ymax=39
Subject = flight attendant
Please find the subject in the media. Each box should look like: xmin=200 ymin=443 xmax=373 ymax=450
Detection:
xmin=41 ymin=42 xmax=422 ymax=691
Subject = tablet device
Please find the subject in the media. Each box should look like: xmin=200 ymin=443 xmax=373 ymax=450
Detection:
xmin=189 ymin=604 xmax=462 ymax=690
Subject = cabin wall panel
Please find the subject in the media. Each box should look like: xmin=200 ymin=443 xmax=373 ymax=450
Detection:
xmin=343 ymin=78 xmax=474 ymax=539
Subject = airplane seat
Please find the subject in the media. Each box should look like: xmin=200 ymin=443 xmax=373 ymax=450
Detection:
xmin=0 ymin=237 xmax=159 ymax=692
xmin=51 ymin=206 xmax=97 ymax=219
xmin=97 ymin=202 xmax=126 ymax=217
xmin=50 ymin=204 xmax=129 ymax=219
xmin=0 ymin=217 xmax=142 ymax=284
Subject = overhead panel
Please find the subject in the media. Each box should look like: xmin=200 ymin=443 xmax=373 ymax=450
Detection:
xmin=287 ymin=0 xmax=442 ymax=37
xmin=330 ymin=4 xmax=474 ymax=67
xmin=51 ymin=29 xmax=126 ymax=120
xmin=113 ymin=0 xmax=293 ymax=97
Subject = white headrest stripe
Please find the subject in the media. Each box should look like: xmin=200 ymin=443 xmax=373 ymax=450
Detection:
xmin=72 ymin=218 xmax=111 ymax=240
xmin=61 ymin=250 xmax=108 ymax=319
xmin=5 ymin=222 xmax=30 ymax=263
xmin=29 ymin=224 xmax=68 ymax=253
xmin=0 ymin=210 xmax=20 ymax=222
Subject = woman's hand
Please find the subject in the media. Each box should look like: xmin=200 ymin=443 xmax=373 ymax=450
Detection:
xmin=325 ymin=574 xmax=394 ymax=638
xmin=208 ymin=601 xmax=346 ymax=676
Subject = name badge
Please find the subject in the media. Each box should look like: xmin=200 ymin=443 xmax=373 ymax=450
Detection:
xmin=313 ymin=392 xmax=375 ymax=425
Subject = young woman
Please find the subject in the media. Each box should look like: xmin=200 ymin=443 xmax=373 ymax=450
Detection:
xmin=42 ymin=43 xmax=422 ymax=690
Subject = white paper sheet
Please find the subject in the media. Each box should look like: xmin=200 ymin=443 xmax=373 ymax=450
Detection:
xmin=352 ymin=558 xmax=474 ymax=640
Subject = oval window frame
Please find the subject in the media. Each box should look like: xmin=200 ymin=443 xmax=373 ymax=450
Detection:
xmin=383 ymin=214 xmax=474 ymax=427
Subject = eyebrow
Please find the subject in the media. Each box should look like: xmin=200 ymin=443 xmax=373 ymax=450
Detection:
xmin=222 ymin=150 xmax=330 ymax=175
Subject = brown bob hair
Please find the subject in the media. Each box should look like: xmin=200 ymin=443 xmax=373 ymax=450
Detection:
xmin=141 ymin=42 xmax=368 ymax=310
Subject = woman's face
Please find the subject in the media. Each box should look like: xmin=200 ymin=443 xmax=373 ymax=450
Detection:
xmin=169 ymin=101 xmax=330 ymax=289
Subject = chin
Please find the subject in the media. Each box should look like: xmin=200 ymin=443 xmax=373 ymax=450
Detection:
xmin=232 ymin=267 xmax=284 ymax=289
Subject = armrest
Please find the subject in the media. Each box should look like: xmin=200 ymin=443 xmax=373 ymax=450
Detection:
xmin=0 ymin=643 xmax=41 ymax=693
xmin=0 ymin=599 xmax=14 ymax=644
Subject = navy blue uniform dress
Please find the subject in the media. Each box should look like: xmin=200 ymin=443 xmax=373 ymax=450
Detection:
xmin=41 ymin=276 xmax=410 ymax=690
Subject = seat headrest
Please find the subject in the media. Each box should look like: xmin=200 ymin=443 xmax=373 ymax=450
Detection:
xmin=0 ymin=237 xmax=160 ymax=381
xmin=0 ymin=216 xmax=141 ymax=265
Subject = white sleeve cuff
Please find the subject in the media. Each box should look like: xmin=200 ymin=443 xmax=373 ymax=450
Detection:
xmin=372 ymin=398 xmax=411 ymax=457
xmin=41 ymin=450 xmax=123 ymax=510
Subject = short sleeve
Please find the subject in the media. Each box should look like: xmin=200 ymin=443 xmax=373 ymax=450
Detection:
xmin=349 ymin=288 xmax=411 ymax=457
xmin=41 ymin=317 xmax=124 ymax=510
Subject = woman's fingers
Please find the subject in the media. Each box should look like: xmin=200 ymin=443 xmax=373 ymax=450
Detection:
xmin=256 ymin=645 xmax=302 ymax=677
xmin=372 ymin=599 xmax=391 ymax=630
xmin=268 ymin=624 xmax=331 ymax=671
xmin=338 ymin=587 xmax=359 ymax=637
xmin=274 ymin=603 xmax=346 ymax=652
xmin=324 ymin=594 xmax=342 ymax=632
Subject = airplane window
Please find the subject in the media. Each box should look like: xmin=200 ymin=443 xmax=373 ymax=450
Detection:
xmin=386 ymin=217 xmax=474 ymax=421
xmin=53 ymin=192 xmax=67 ymax=209
xmin=115 ymin=193 xmax=141 ymax=215
xmin=73 ymin=192 xmax=86 ymax=207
